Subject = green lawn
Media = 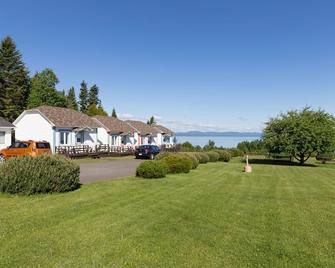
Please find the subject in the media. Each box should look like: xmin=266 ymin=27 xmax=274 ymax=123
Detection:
xmin=1 ymin=159 xmax=334 ymax=267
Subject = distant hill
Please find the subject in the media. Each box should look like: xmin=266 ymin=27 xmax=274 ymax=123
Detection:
xmin=175 ymin=131 xmax=262 ymax=137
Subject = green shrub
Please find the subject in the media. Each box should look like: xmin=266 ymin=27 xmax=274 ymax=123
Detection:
xmin=136 ymin=160 xmax=168 ymax=178
xmin=198 ymin=153 xmax=210 ymax=164
xmin=192 ymin=152 xmax=202 ymax=162
xmin=0 ymin=155 xmax=80 ymax=195
xmin=216 ymin=150 xmax=232 ymax=162
xmin=206 ymin=151 xmax=220 ymax=162
xmin=162 ymin=155 xmax=193 ymax=174
xmin=179 ymin=153 xmax=199 ymax=169
xmin=228 ymin=148 xmax=244 ymax=157
xmin=155 ymin=152 xmax=172 ymax=160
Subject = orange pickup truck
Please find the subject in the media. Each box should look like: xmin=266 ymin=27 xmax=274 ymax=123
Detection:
xmin=0 ymin=140 xmax=51 ymax=162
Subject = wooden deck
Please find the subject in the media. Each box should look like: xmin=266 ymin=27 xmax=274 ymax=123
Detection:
xmin=55 ymin=145 xmax=135 ymax=158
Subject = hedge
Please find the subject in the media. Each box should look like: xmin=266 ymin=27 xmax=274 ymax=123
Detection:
xmin=0 ymin=155 xmax=80 ymax=195
xmin=206 ymin=151 xmax=220 ymax=162
xmin=161 ymin=155 xmax=193 ymax=174
xmin=136 ymin=160 xmax=168 ymax=178
xmin=216 ymin=150 xmax=232 ymax=162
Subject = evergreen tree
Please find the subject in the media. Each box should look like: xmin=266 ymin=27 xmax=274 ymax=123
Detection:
xmin=0 ymin=36 xmax=30 ymax=122
xmin=67 ymin=87 xmax=78 ymax=110
xmin=79 ymin=81 xmax=89 ymax=113
xmin=147 ymin=116 xmax=156 ymax=125
xmin=111 ymin=107 xmax=117 ymax=118
xmin=88 ymin=84 xmax=100 ymax=106
xmin=27 ymin=68 xmax=67 ymax=108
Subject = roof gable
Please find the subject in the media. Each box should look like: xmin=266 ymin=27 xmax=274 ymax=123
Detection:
xmin=93 ymin=116 xmax=137 ymax=134
xmin=0 ymin=117 xmax=14 ymax=128
xmin=26 ymin=106 xmax=100 ymax=128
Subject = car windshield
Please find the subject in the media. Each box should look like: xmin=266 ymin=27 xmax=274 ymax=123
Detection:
xmin=11 ymin=142 xmax=30 ymax=148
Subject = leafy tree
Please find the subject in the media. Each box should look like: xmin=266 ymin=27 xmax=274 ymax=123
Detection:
xmin=181 ymin=141 xmax=194 ymax=151
xmin=263 ymin=107 xmax=335 ymax=165
xmin=203 ymin=140 xmax=216 ymax=151
xmin=0 ymin=36 xmax=30 ymax=121
xmin=86 ymin=104 xmax=108 ymax=116
xmin=27 ymin=68 xmax=67 ymax=108
xmin=111 ymin=107 xmax=117 ymax=118
xmin=88 ymin=84 xmax=100 ymax=106
xmin=67 ymin=87 xmax=78 ymax=110
xmin=79 ymin=81 xmax=88 ymax=113
xmin=147 ymin=116 xmax=156 ymax=125
xmin=237 ymin=139 xmax=265 ymax=153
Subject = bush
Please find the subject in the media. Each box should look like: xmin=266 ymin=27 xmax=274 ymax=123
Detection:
xmin=161 ymin=155 xmax=193 ymax=174
xmin=155 ymin=152 xmax=172 ymax=160
xmin=198 ymin=153 xmax=210 ymax=164
xmin=179 ymin=153 xmax=199 ymax=169
xmin=228 ymin=148 xmax=244 ymax=157
xmin=206 ymin=151 xmax=220 ymax=162
xmin=0 ymin=155 xmax=80 ymax=195
xmin=136 ymin=160 xmax=168 ymax=178
xmin=216 ymin=150 xmax=232 ymax=162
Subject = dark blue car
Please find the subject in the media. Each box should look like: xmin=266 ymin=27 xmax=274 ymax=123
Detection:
xmin=135 ymin=145 xmax=160 ymax=160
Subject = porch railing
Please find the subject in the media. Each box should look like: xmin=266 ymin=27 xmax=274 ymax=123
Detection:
xmin=55 ymin=144 xmax=135 ymax=158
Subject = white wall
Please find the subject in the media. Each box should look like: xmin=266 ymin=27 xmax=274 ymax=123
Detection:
xmin=97 ymin=127 xmax=109 ymax=145
xmin=0 ymin=128 xmax=12 ymax=150
xmin=15 ymin=112 xmax=55 ymax=150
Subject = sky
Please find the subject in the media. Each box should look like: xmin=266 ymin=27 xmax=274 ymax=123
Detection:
xmin=1 ymin=0 xmax=334 ymax=132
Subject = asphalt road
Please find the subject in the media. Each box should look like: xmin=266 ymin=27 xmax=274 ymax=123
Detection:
xmin=80 ymin=159 xmax=144 ymax=183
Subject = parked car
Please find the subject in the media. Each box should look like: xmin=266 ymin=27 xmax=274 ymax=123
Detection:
xmin=135 ymin=145 xmax=160 ymax=160
xmin=0 ymin=140 xmax=51 ymax=162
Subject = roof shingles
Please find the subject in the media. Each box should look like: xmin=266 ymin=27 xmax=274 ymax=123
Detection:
xmin=0 ymin=117 xmax=14 ymax=128
xmin=29 ymin=106 xmax=100 ymax=128
xmin=93 ymin=116 xmax=136 ymax=134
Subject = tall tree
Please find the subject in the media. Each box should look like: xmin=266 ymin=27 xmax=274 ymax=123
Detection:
xmin=263 ymin=107 xmax=335 ymax=165
xmin=86 ymin=104 xmax=108 ymax=116
xmin=111 ymin=107 xmax=117 ymax=118
xmin=0 ymin=36 xmax=30 ymax=121
xmin=67 ymin=87 xmax=78 ymax=110
xmin=147 ymin=116 xmax=156 ymax=125
xmin=79 ymin=81 xmax=88 ymax=113
xmin=27 ymin=68 xmax=67 ymax=108
xmin=88 ymin=84 xmax=99 ymax=106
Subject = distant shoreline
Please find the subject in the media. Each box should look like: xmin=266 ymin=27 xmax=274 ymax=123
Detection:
xmin=175 ymin=131 xmax=262 ymax=137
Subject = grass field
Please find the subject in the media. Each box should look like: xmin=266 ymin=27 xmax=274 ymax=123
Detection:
xmin=0 ymin=158 xmax=334 ymax=267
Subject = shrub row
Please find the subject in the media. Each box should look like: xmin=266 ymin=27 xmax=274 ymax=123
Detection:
xmin=136 ymin=150 xmax=232 ymax=179
xmin=0 ymin=155 xmax=80 ymax=195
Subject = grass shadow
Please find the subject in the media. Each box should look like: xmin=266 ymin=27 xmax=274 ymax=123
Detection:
xmin=241 ymin=158 xmax=317 ymax=167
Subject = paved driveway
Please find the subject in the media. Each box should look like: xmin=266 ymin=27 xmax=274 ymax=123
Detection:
xmin=80 ymin=159 xmax=143 ymax=183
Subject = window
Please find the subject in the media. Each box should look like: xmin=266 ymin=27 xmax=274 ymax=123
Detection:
xmin=60 ymin=131 xmax=70 ymax=145
xmin=121 ymin=136 xmax=127 ymax=145
xmin=11 ymin=142 xmax=29 ymax=148
xmin=163 ymin=136 xmax=170 ymax=143
xmin=0 ymin=132 xmax=5 ymax=145
xmin=111 ymin=135 xmax=118 ymax=145
xmin=76 ymin=132 xmax=84 ymax=144
xmin=36 ymin=143 xmax=50 ymax=149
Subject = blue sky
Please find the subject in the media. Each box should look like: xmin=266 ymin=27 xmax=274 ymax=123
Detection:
xmin=1 ymin=0 xmax=334 ymax=132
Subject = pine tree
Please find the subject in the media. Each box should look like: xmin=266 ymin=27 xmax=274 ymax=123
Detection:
xmin=147 ymin=116 xmax=156 ymax=125
xmin=88 ymin=84 xmax=100 ymax=106
xmin=67 ymin=87 xmax=78 ymax=110
xmin=0 ymin=36 xmax=30 ymax=122
xmin=27 ymin=68 xmax=67 ymax=108
xmin=79 ymin=81 xmax=88 ymax=113
xmin=111 ymin=107 xmax=117 ymax=118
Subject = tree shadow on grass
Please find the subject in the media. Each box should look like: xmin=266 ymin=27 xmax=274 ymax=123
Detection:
xmin=241 ymin=158 xmax=317 ymax=167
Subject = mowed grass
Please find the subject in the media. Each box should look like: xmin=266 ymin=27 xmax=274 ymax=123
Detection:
xmin=0 ymin=160 xmax=334 ymax=267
